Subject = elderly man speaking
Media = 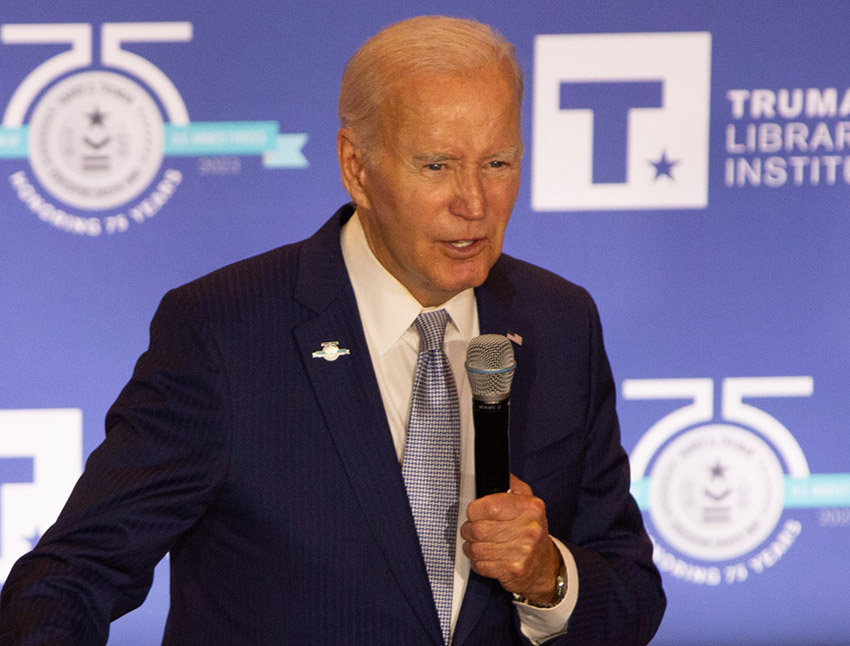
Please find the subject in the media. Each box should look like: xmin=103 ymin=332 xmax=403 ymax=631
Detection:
xmin=0 ymin=15 xmax=665 ymax=646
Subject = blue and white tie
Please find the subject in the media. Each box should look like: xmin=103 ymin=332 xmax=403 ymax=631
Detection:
xmin=402 ymin=309 xmax=461 ymax=646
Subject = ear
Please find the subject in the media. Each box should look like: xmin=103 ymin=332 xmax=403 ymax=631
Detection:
xmin=337 ymin=128 xmax=372 ymax=210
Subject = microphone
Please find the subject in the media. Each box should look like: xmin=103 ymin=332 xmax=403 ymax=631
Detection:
xmin=465 ymin=335 xmax=516 ymax=498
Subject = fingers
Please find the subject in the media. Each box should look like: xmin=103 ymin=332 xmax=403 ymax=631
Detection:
xmin=466 ymin=492 xmax=545 ymax=523
xmin=461 ymin=518 xmax=547 ymax=560
xmin=463 ymin=525 xmax=560 ymax=598
xmin=463 ymin=548 xmax=537 ymax=584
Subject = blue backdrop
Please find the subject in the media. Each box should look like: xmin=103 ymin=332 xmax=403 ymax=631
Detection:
xmin=1 ymin=2 xmax=849 ymax=644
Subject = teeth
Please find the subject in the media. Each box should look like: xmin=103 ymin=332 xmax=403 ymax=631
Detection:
xmin=450 ymin=240 xmax=474 ymax=248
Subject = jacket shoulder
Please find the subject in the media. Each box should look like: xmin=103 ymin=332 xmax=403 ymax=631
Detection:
xmin=489 ymin=253 xmax=596 ymax=315
xmin=176 ymin=242 xmax=302 ymax=305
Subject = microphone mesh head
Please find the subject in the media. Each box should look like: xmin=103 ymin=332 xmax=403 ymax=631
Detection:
xmin=465 ymin=334 xmax=516 ymax=399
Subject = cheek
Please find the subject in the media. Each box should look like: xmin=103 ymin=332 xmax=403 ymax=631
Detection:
xmin=484 ymin=176 xmax=520 ymax=211
xmin=501 ymin=177 xmax=522 ymax=207
xmin=489 ymin=193 xmax=516 ymax=233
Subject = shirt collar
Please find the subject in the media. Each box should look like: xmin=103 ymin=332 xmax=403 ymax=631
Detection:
xmin=340 ymin=209 xmax=477 ymax=355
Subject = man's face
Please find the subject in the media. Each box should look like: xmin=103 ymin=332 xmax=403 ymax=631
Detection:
xmin=346 ymin=64 xmax=522 ymax=307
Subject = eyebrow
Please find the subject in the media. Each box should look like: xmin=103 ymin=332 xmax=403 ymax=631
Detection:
xmin=412 ymin=147 xmax=523 ymax=164
xmin=486 ymin=147 xmax=523 ymax=160
xmin=413 ymin=153 xmax=456 ymax=164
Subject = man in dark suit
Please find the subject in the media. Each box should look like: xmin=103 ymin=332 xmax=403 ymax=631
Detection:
xmin=0 ymin=15 xmax=664 ymax=646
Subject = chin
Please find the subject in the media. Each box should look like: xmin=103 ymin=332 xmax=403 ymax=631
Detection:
xmin=441 ymin=275 xmax=488 ymax=296
xmin=425 ymin=262 xmax=494 ymax=300
xmin=454 ymin=264 xmax=494 ymax=289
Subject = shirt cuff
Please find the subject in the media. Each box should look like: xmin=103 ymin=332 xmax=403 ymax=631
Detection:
xmin=513 ymin=536 xmax=579 ymax=645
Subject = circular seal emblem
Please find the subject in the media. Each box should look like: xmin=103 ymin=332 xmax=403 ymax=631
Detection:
xmin=27 ymin=70 xmax=165 ymax=211
xmin=648 ymin=423 xmax=785 ymax=561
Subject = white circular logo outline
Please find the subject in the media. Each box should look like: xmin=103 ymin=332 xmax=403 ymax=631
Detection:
xmin=648 ymin=423 xmax=786 ymax=561
xmin=27 ymin=70 xmax=165 ymax=211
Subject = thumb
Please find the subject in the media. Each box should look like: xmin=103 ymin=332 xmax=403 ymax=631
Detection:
xmin=509 ymin=473 xmax=533 ymax=496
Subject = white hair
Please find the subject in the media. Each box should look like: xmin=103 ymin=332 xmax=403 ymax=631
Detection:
xmin=338 ymin=15 xmax=523 ymax=155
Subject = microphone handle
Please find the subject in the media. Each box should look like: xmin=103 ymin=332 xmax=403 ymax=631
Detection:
xmin=473 ymin=398 xmax=510 ymax=498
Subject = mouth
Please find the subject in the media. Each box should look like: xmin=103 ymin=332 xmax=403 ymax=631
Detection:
xmin=440 ymin=237 xmax=487 ymax=257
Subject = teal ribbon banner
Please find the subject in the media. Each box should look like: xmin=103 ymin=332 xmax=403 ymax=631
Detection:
xmin=0 ymin=127 xmax=27 ymax=158
xmin=0 ymin=123 xmax=308 ymax=168
xmin=630 ymin=474 xmax=850 ymax=512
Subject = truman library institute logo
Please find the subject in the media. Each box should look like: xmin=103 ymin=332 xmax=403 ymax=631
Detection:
xmin=724 ymin=87 xmax=850 ymax=188
xmin=532 ymin=32 xmax=711 ymax=212
xmin=0 ymin=22 xmax=307 ymax=236
xmin=624 ymin=377 xmax=850 ymax=586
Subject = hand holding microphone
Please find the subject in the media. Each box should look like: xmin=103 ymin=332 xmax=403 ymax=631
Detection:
xmin=462 ymin=335 xmax=564 ymax=605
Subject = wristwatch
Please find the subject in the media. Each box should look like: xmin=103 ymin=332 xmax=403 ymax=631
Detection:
xmin=512 ymin=571 xmax=567 ymax=609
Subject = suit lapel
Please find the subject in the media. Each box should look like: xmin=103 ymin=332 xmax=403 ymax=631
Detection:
xmin=293 ymin=208 xmax=443 ymax=644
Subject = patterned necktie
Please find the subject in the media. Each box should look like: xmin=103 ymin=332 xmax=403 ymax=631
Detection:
xmin=402 ymin=309 xmax=461 ymax=646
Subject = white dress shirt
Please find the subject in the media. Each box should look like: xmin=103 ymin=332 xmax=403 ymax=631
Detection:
xmin=340 ymin=211 xmax=577 ymax=644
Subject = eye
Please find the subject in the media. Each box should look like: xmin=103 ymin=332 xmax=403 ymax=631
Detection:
xmin=426 ymin=163 xmax=446 ymax=171
xmin=488 ymin=160 xmax=507 ymax=169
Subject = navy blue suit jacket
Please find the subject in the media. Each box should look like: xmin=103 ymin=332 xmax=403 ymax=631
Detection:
xmin=0 ymin=205 xmax=664 ymax=645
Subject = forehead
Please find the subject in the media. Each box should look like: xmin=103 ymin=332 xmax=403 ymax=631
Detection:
xmin=379 ymin=65 xmax=521 ymax=149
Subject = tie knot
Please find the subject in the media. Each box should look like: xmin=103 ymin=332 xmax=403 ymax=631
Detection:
xmin=414 ymin=309 xmax=449 ymax=352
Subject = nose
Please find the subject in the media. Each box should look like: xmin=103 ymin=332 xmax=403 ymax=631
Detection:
xmin=450 ymin=166 xmax=485 ymax=219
